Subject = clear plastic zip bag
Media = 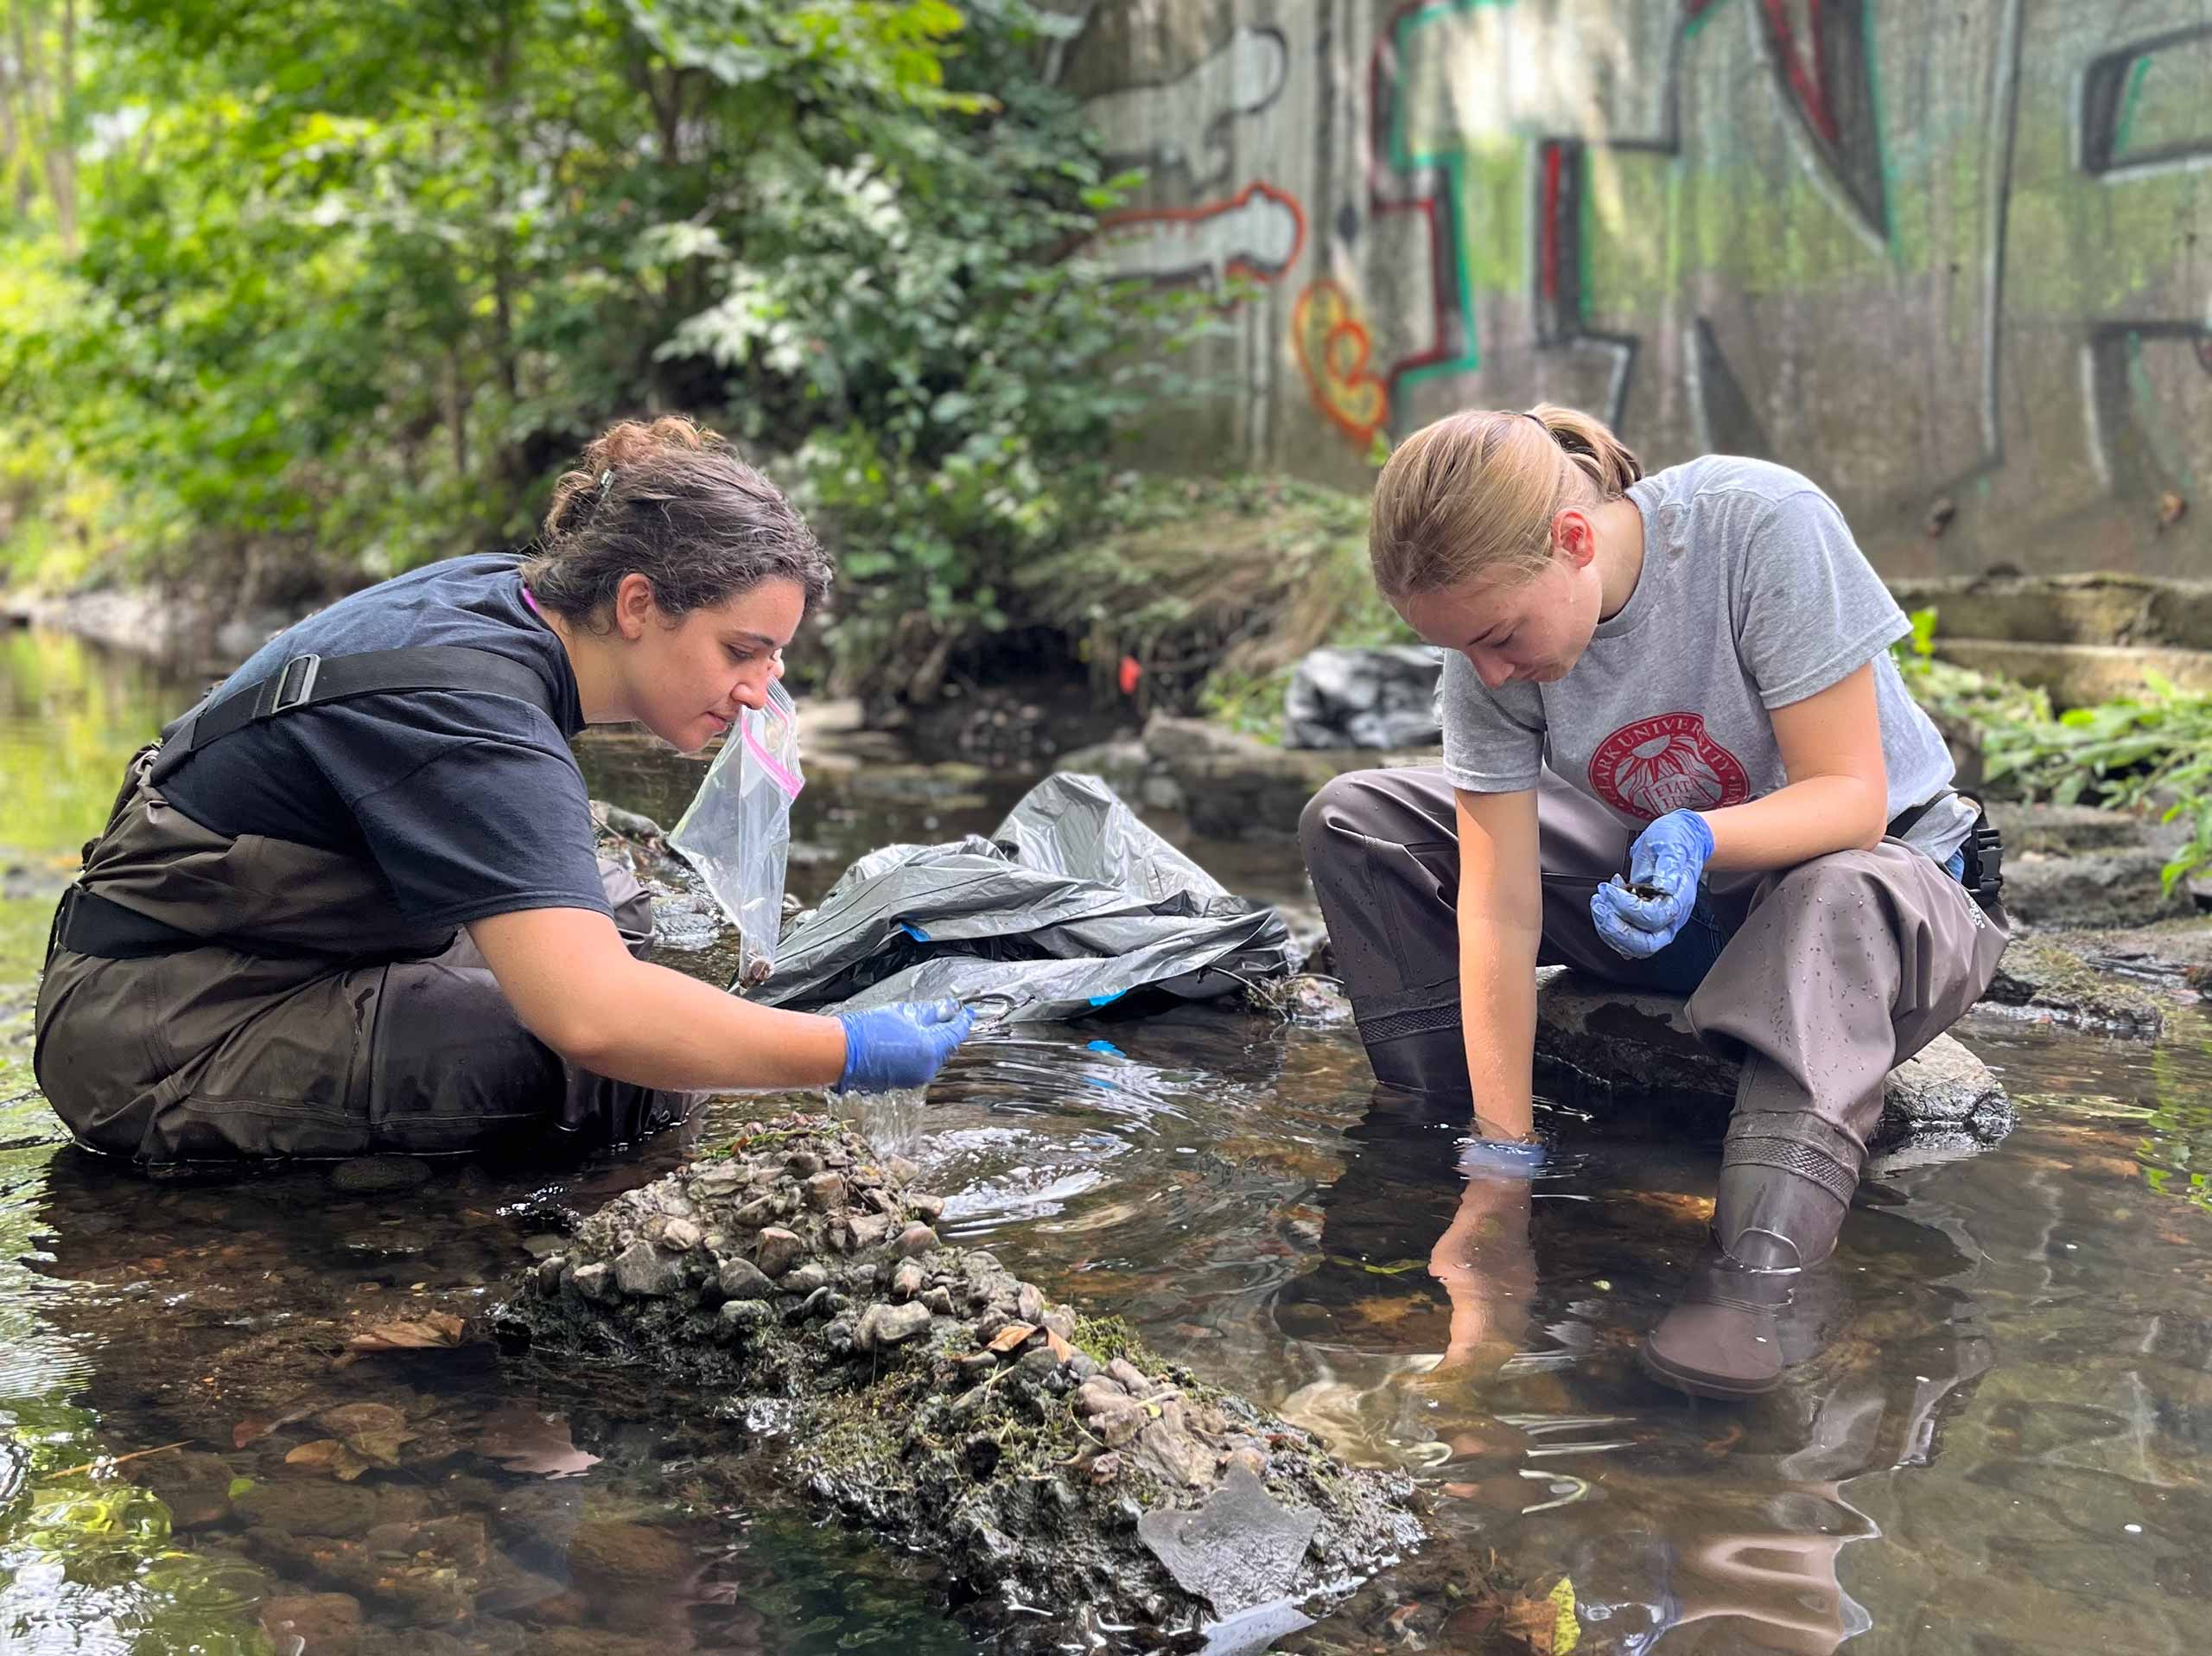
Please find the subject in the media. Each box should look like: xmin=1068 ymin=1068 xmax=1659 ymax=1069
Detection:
xmin=670 ymin=680 xmax=804 ymax=989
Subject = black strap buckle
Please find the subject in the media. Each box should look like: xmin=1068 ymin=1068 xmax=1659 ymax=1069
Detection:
xmin=255 ymin=653 xmax=321 ymax=719
xmin=1965 ymin=821 xmax=2004 ymax=907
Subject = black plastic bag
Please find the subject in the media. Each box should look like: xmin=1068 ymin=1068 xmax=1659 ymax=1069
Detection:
xmin=751 ymin=773 xmax=1296 ymax=1022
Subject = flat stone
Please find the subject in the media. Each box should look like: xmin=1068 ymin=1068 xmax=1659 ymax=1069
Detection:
xmin=1137 ymin=1464 xmax=1319 ymax=1617
xmin=804 ymin=1172 xmax=847 ymax=1212
xmin=613 ymin=1239 xmax=685 ymax=1298
xmin=909 ymin=1192 xmax=945 ymax=1223
xmin=1999 ymin=846 xmax=2196 ymax=929
xmin=754 ymin=1228 xmax=805 ymax=1278
xmin=1980 ymin=936 xmax=2166 ymax=1034
xmin=854 ymin=1302 xmax=934 ymax=1352
xmin=784 ymin=1263 xmax=831 ymax=1295
xmin=717 ymin=1258 xmax=773 ymax=1302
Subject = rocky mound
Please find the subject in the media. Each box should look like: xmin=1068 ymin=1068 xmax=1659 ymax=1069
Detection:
xmin=499 ymin=1114 xmax=1424 ymax=1652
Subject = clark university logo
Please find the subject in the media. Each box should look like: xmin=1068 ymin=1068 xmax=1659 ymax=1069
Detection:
xmin=1588 ymin=713 xmax=1751 ymax=820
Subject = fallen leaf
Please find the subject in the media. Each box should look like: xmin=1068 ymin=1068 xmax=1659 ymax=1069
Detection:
xmin=475 ymin=1404 xmax=601 ymax=1478
xmin=343 ymin=1427 xmax=416 ymax=1468
xmin=233 ymin=1398 xmax=330 ymax=1449
xmin=314 ymin=1403 xmax=407 ymax=1438
xmin=1045 ymin=1330 xmax=1075 ymax=1365
xmin=346 ymin=1313 xmax=465 ymax=1352
xmin=285 ymin=1439 xmax=372 ymax=1481
xmin=986 ymin=1322 xmax=1038 ymax=1354
xmin=1501 ymin=1595 xmax=1556 ymax=1653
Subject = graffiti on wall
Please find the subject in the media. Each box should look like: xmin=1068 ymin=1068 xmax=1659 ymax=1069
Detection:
xmin=1083 ymin=24 xmax=1290 ymax=188
xmin=1293 ymin=277 xmax=1389 ymax=449
xmin=1084 ymin=181 xmax=1307 ymax=289
xmin=1063 ymin=0 xmax=2211 ymax=563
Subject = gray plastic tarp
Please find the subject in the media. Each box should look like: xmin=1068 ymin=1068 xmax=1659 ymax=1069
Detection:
xmin=750 ymin=772 xmax=1296 ymax=1022
xmin=1281 ymin=645 xmax=1444 ymax=750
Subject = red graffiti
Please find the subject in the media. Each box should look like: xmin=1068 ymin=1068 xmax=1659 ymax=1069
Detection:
xmin=1090 ymin=182 xmax=1307 ymax=289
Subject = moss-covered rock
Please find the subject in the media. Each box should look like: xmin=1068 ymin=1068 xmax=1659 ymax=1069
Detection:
xmin=499 ymin=1113 xmax=1423 ymax=1651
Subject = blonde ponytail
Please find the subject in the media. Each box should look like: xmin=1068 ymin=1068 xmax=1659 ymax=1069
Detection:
xmin=1369 ymin=403 xmax=1643 ymax=602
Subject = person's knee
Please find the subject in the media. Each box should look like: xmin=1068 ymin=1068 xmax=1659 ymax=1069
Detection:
xmin=1298 ymin=770 xmax=1391 ymax=862
xmin=1770 ymin=849 xmax=1889 ymax=909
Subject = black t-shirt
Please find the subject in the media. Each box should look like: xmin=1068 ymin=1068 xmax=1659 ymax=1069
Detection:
xmin=160 ymin=554 xmax=612 ymax=930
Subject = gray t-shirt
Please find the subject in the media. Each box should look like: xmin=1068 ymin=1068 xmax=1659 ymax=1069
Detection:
xmin=1441 ymin=455 xmax=1975 ymax=863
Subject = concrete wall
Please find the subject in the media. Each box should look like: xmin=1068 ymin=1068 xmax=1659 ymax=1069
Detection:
xmin=1054 ymin=0 xmax=2212 ymax=576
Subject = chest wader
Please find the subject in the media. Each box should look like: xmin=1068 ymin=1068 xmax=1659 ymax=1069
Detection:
xmin=1299 ymin=763 xmax=2011 ymax=1400
xmin=33 ymin=647 xmax=693 ymax=1165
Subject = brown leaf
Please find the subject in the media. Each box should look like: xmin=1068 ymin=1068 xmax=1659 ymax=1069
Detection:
xmin=1502 ymin=1589 xmax=1567 ymax=1653
xmin=985 ymin=1322 xmax=1038 ymax=1354
xmin=1045 ymin=1330 xmax=1075 ymax=1365
xmin=233 ymin=1398 xmax=328 ymax=1449
xmin=313 ymin=1403 xmax=407 ymax=1438
xmin=344 ymin=1427 xmax=417 ymax=1468
xmin=285 ymin=1439 xmax=373 ymax=1481
xmin=346 ymin=1313 xmax=465 ymax=1352
xmin=475 ymin=1404 xmax=601 ymax=1479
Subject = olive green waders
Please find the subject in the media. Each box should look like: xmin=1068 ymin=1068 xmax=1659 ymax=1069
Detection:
xmin=1300 ymin=767 xmax=2010 ymax=1398
xmin=34 ymin=649 xmax=693 ymax=1165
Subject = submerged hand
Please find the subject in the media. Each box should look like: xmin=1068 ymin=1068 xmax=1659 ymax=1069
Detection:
xmin=1591 ymin=808 xmax=1714 ymax=959
xmin=835 ymin=998 xmax=975 ymax=1092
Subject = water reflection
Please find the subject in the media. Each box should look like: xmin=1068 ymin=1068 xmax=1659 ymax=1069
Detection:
xmin=3 ymin=629 xmax=2212 ymax=1652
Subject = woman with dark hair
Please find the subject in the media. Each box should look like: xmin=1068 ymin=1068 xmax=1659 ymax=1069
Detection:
xmin=35 ymin=417 xmax=973 ymax=1165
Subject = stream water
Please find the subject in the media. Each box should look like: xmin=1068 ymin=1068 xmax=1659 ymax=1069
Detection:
xmin=3 ymin=625 xmax=2209 ymax=1654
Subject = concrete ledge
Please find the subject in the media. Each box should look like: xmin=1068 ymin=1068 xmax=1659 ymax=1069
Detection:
xmin=1930 ymin=640 xmax=2212 ymax=708
xmin=1887 ymin=573 xmax=2212 ymax=653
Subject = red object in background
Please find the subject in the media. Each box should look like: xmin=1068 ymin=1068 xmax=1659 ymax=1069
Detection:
xmin=1118 ymin=655 xmax=1143 ymax=696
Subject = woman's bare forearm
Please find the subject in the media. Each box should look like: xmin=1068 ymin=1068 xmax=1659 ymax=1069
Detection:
xmin=1457 ymin=906 xmax=1540 ymax=1140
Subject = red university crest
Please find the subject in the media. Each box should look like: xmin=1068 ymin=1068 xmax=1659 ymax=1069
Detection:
xmin=1587 ymin=713 xmax=1751 ymax=820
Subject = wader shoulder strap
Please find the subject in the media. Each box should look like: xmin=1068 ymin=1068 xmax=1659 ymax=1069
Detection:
xmin=149 ymin=645 xmax=557 ymax=784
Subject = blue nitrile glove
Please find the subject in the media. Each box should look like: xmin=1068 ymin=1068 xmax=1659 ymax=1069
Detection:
xmin=835 ymin=998 xmax=976 ymax=1092
xmin=1458 ymin=1135 xmax=1548 ymax=1181
xmin=1590 ymin=808 xmax=1715 ymax=959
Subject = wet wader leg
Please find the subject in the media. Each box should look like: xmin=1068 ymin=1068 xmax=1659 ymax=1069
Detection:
xmin=372 ymin=857 xmax=696 ymax=1153
xmin=1299 ymin=767 xmax=1647 ymax=1094
xmin=1643 ymin=844 xmax=2012 ymax=1398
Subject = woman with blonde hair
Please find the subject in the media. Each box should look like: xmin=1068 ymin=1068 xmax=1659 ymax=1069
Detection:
xmin=1300 ymin=405 xmax=2008 ymax=1399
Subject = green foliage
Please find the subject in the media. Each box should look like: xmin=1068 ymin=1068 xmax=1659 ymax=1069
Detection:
xmin=1894 ymin=608 xmax=2212 ymax=895
xmin=0 ymin=0 xmax=1186 ymax=691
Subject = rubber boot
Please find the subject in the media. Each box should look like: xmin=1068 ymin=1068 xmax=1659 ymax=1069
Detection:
xmin=1639 ymin=1165 xmax=1849 ymax=1401
xmin=1359 ymin=1009 xmax=1473 ymax=1098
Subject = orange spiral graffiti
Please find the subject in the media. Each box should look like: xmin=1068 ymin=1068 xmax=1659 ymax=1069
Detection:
xmin=1293 ymin=277 xmax=1389 ymax=450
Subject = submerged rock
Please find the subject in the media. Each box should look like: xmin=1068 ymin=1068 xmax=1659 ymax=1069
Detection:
xmin=1532 ymin=970 xmax=2013 ymax=1145
xmin=498 ymin=1114 xmax=1423 ymax=1651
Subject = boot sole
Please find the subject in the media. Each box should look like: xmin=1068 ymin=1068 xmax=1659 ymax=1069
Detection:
xmin=1637 ymin=1337 xmax=1780 ymax=1402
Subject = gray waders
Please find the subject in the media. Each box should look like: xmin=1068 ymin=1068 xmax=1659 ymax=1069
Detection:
xmin=34 ymin=647 xmax=694 ymax=1166
xmin=1300 ymin=766 xmax=2010 ymax=1399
